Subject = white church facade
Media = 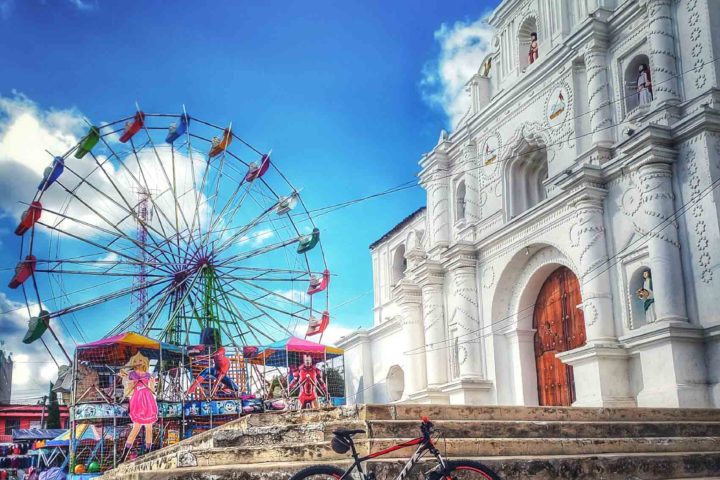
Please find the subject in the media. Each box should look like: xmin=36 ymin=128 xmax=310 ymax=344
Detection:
xmin=338 ymin=0 xmax=720 ymax=408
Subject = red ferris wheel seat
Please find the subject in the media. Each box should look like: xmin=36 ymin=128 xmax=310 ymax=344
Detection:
xmin=307 ymin=269 xmax=330 ymax=295
xmin=15 ymin=201 xmax=42 ymax=236
xmin=306 ymin=311 xmax=330 ymax=337
xmin=8 ymin=255 xmax=37 ymax=289
xmin=119 ymin=111 xmax=145 ymax=143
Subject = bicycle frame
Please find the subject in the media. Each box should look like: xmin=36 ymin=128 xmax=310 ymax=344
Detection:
xmin=338 ymin=434 xmax=446 ymax=480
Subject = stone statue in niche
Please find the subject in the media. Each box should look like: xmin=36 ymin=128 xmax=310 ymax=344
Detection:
xmin=637 ymin=64 xmax=653 ymax=106
xmin=635 ymin=269 xmax=656 ymax=324
xmin=528 ymin=32 xmax=539 ymax=65
xmin=481 ymin=56 xmax=492 ymax=77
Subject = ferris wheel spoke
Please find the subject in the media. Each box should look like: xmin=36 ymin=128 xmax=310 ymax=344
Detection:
xmin=105 ymin=280 xmax=177 ymax=337
xmin=129 ymin=137 xmax=187 ymax=260
xmin=158 ymin=268 xmax=204 ymax=338
xmin=79 ymin=150 xmax=181 ymax=266
xmin=234 ymin=277 xmax=317 ymax=315
xmin=196 ymin=179 xmax=252 ymax=251
xmin=215 ymin=237 xmax=300 ymax=268
xmin=33 ymin=198 xmax=175 ymax=273
xmin=139 ymin=122 xmax=197 ymax=252
xmin=212 ymin=276 xmax=287 ymax=343
xmin=95 ymin=132 xmax=181 ymax=263
xmin=212 ymin=293 xmax=270 ymax=346
xmin=185 ymin=287 xmax=246 ymax=349
xmin=203 ymin=188 xmax=269 ymax=254
xmin=47 ymin=276 xmax=171 ymax=319
xmin=212 ymin=195 xmax=278 ymax=254
xmin=218 ymin=265 xmax=320 ymax=276
xmin=36 ymin=220 xmax=148 ymax=265
xmin=216 ymin=276 xmax=303 ymax=332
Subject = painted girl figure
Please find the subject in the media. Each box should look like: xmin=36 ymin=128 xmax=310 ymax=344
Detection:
xmin=528 ymin=32 xmax=539 ymax=64
xmin=119 ymin=352 xmax=157 ymax=460
xmin=637 ymin=64 xmax=653 ymax=106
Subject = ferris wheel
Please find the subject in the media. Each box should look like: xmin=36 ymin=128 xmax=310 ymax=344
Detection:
xmin=9 ymin=107 xmax=331 ymax=354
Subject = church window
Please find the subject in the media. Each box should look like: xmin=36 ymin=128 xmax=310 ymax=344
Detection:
xmin=391 ymin=245 xmax=407 ymax=285
xmin=624 ymin=55 xmax=653 ymax=114
xmin=455 ymin=180 xmax=467 ymax=222
xmin=506 ymin=147 xmax=548 ymax=218
xmin=518 ymin=17 xmax=539 ymax=71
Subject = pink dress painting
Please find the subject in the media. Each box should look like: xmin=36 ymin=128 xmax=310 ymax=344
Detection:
xmin=128 ymin=371 xmax=158 ymax=424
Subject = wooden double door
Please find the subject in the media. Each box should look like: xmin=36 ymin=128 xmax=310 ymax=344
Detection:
xmin=532 ymin=266 xmax=586 ymax=406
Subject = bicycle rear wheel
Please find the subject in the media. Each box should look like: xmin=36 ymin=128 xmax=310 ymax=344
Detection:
xmin=289 ymin=465 xmax=345 ymax=480
xmin=436 ymin=460 xmax=501 ymax=480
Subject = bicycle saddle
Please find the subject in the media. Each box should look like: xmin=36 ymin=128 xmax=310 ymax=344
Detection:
xmin=333 ymin=429 xmax=365 ymax=437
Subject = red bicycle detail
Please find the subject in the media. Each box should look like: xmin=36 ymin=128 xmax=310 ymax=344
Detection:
xmin=289 ymin=417 xmax=501 ymax=480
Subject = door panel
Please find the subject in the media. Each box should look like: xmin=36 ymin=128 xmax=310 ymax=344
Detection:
xmin=533 ymin=266 xmax=586 ymax=406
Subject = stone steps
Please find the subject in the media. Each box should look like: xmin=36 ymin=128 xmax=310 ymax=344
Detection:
xmin=105 ymin=452 xmax=720 ymax=480
xmin=102 ymin=405 xmax=720 ymax=480
xmin=135 ymin=436 xmax=720 ymax=467
xmin=366 ymin=419 xmax=720 ymax=439
xmin=363 ymin=404 xmax=720 ymax=422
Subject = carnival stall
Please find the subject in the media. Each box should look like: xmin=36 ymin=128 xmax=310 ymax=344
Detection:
xmin=249 ymin=336 xmax=345 ymax=410
xmin=70 ymin=333 xmax=184 ymax=472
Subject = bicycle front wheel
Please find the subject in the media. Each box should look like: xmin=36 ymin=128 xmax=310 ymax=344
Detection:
xmin=437 ymin=460 xmax=501 ymax=480
xmin=289 ymin=465 xmax=346 ymax=480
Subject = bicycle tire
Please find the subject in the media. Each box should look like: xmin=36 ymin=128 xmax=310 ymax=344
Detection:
xmin=288 ymin=465 xmax=346 ymax=480
xmin=434 ymin=460 xmax=501 ymax=480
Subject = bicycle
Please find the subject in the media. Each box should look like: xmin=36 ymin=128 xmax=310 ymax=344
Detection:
xmin=289 ymin=416 xmax=501 ymax=480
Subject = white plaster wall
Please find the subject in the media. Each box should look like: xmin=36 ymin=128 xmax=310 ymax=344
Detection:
xmin=343 ymin=0 xmax=720 ymax=408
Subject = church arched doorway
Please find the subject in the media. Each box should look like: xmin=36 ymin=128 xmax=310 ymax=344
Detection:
xmin=532 ymin=266 xmax=586 ymax=406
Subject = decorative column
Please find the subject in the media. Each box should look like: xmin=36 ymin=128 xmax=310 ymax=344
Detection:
xmin=420 ymin=134 xmax=451 ymax=249
xmin=636 ymin=159 xmax=687 ymax=322
xmin=393 ymin=280 xmax=428 ymax=397
xmin=647 ymin=0 xmax=680 ymax=104
xmin=460 ymin=139 xmax=481 ymax=225
xmin=556 ymin=177 xmax=634 ymax=407
xmin=572 ymin=190 xmax=616 ymax=342
xmin=448 ymin=254 xmax=483 ymax=379
xmin=583 ymin=45 xmax=614 ymax=148
xmin=414 ymin=261 xmax=449 ymax=389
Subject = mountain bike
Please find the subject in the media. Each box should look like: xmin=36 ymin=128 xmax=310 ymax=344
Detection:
xmin=288 ymin=416 xmax=501 ymax=480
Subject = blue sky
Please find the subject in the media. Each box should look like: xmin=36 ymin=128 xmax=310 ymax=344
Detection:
xmin=0 ymin=0 xmax=494 ymax=401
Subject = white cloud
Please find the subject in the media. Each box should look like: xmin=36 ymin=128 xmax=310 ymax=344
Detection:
xmin=0 ymin=93 xmax=213 ymax=250
xmin=292 ymin=322 xmax=352 ymax=346
xmin=274 ymin=288 xmax=308 ymax=305
xmin=0 ymin=292 xmax=66 ymax=402
xmin=67 ymin=0 xmax=96 ymax=11
xmin=421 ymin=15 xmax=494 ymax=128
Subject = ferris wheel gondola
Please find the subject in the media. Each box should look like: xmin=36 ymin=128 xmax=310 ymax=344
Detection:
xmin=11 ymin=107 xmax=331 ymax=354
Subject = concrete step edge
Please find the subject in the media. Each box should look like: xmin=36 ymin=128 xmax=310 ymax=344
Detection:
xmin=117 ymin=450 xmax=720 ymax=472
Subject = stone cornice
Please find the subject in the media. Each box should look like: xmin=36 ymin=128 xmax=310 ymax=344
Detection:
xmin=565 ymin=17 xmax=610 ymax=53
xmin=412 ymin=260 xmax=445 ymax=287
xmin=553 ymin=164 xmax=607 ymax=199
xmin=441 ymin=242 xmax=477 ymax=271
xmin=619 ymin=321 xmax=706 ymax=351
xmin=392 ymin=279 xmax=422 ymax=306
